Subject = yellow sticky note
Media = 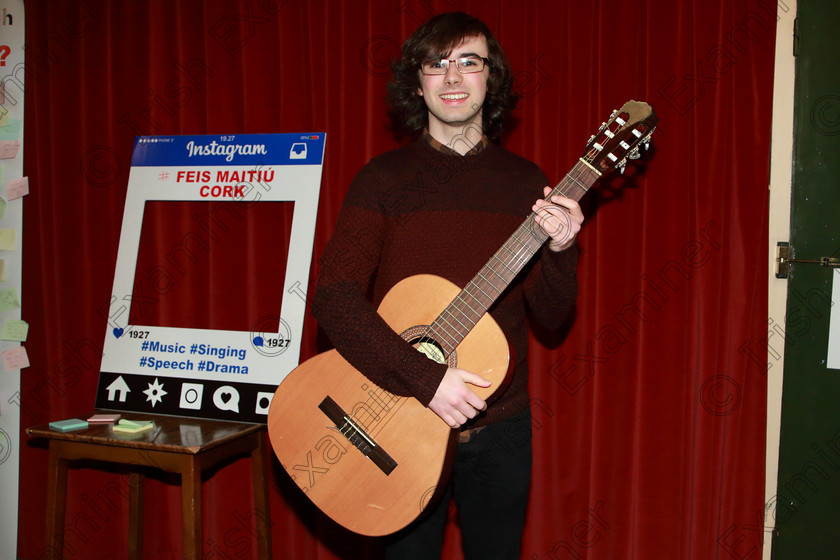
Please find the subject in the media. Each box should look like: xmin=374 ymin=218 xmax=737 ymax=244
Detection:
xmin=2 ymin=319 xmax=28 ymax=342
xmin=0 ymin=198 xmax=6 ymax=219
xmin=0 ymin=259 xmax=4 ymax=282
xmin=0 ymin=287 xmax=19 ymax=312
xmin=0 ymin=107 xmax=8 ymax=128
xmin=0 ymin=228 xmax=14 ymax=250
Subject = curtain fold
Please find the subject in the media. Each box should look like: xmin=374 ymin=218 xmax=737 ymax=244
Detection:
xmin=19 ymin=0 xmax=772 ymax=558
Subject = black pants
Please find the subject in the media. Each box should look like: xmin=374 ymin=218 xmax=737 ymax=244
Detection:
xmin=384 ymin=409 xmax=533 ymax=560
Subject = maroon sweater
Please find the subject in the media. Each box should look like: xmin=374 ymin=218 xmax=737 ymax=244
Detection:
xmin=312 ymin=135 xmax=579 ymax=427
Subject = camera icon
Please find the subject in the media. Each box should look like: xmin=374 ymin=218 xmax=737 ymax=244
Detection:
xmin=179 ymin=383 xmax=204 ymax=410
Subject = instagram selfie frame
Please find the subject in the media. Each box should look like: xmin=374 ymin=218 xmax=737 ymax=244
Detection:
xmin=95 ymin=133 xmax=325 ymax=422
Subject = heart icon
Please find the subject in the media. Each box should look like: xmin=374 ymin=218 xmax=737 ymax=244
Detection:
xmin=113 ymin=328 xmax=124 ymax=338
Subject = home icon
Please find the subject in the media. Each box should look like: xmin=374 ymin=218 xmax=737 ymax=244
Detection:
xmin=106 ymin=375 xmax=131 ymax=402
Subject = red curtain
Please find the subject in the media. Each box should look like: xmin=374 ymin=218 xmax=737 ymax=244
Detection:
xmin=19 ymin=0 xmax=773 ymax=558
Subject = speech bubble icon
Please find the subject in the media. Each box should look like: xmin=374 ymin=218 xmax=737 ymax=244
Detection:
xmin=212 ymin=385 xmax=240 ymax=413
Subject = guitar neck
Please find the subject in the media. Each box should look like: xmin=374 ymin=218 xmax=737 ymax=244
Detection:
xmin=427 ymin=160 xmax=601 ymax=356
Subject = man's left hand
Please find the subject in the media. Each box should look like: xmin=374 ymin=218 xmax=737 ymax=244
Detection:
xmin=532 ymin=187 xmax=585 ymax=251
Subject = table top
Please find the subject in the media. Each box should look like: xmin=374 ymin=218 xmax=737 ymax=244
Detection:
xmin=26 ymin=411 xmax=265 ymax=454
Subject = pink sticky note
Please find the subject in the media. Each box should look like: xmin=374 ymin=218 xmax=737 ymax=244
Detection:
xmin=2 ymin=346 xmax=29 ymax=371
xmin=0 ymin=141 xmax=19 ymax=159
xmin=5 ymin=177 xmax=28 ymax=200
xmin=87 ymin=413 xmax=121 ymax=423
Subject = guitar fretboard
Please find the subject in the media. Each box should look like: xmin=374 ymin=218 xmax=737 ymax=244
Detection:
xmin=426 ymin=160 xmax=601 ymax=356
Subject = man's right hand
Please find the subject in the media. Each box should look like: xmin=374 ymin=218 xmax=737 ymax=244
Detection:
xmin=428 ymin=367 xmax=491 ymax=428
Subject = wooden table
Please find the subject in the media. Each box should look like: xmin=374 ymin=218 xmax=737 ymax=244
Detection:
xmin=27 ymin=413 xmax=272 ymax=559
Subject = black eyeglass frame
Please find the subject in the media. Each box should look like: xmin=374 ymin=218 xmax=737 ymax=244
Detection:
xmin=419 ymin=56 xmax=490 ymax=75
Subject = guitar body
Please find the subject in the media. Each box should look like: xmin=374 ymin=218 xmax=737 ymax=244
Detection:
xmin=267 ymin=274 xmax=511 ymax=536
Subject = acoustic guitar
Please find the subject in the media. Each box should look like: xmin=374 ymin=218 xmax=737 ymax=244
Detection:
xmin=268 ymin=100 xmax=658 ymax=536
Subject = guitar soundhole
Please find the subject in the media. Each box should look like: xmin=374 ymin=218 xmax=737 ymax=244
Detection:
xmin=401 ymin=326 xmax=457 ymax=368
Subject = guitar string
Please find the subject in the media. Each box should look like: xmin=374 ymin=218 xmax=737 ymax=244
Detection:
xmin=344 ymin=162 xmax=599 ymax=433
xmin=353 ymin=135 xmax=642 ymax=432
xmin=423 ymin=160 xmax=597 ymax=356
xmin=343 ymin=135 xmax=639 ymax=437
xmin=431 ymin=160 xmax=595 ymax=351
xmin=421 ymin=165 xmax=594 ymax=364
xmin=326 ymin=121 xmax=651 ymax=445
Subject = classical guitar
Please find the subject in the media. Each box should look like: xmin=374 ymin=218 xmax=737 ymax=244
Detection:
xmin=268 ymin=100 xmax=658 ymax=536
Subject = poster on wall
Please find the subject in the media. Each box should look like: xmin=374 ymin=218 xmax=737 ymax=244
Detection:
xmin=0 ymin=1 xmax=24 ymax=558
xmin=828 ymin=269 xmax=840 ymax=370
xmin=95 ymin=133 xmax=325 ymax=422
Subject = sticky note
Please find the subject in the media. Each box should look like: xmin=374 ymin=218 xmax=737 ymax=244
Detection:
xmin=1 ymin=319 xmax=28 ymax=341
xmin=0 ymin=260 xmax=5 ymax=281
xmin=49 ymin=418 xmax=89 ymax=432
xmin=0 ymin=229 xmax=14 ymax=250
xmin=0 ymin=198 xmax=6 ymax=219
xmin=0 ymin=287 xmax=19 ymax=312
xmin=2 ymin=346 xmax=28 ymax=370
xmin=0 ymin=107 xmax=7 ymax=128
xmin=87 ymin=413 xmax=121 ymax=423
xmin=113 ymin=419 xmax=154 ymax=434
xmin=0 ymin=141 xmax=19 ymax=159
xmin=117 ymin=419 xmax=152 ymax=428
xmin=5 ymin=176 xmax=27 ymax=200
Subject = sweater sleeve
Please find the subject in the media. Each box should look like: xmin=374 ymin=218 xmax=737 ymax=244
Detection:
xmin=521 ymin=241 xmax=579 ymax=331
xmin=311 ymin=163 xmax=448 ymax=407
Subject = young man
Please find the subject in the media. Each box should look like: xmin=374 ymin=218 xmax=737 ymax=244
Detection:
xmin=312 ymin=12 xmax=583 ymax=559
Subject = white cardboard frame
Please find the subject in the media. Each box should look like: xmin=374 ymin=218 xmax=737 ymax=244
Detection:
xmin=97 ymin=133 xmax=325 ymax=422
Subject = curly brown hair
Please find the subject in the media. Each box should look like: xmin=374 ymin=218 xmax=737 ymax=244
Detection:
xmin=386 ymin=12 xmax=519 ymax=139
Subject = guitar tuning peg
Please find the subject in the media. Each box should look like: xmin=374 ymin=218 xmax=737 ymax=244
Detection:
xmin=598 ymin=122 xmax=607 ymax=132
xmin=617 ymin=160 xmax=627 ymax=174
xmin=628 ymin=147 xmax=641 ymax=160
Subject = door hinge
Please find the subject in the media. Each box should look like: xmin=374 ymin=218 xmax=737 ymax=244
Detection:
xmin=776 ymin=242 xmax=840 ymax=278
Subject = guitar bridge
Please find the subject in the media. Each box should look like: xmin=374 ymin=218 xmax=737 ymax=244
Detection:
xmin=318 ymin=396 xmax=397 ymax=475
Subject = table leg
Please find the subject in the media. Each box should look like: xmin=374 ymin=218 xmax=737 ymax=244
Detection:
xmin=45 ymin=444 xmax=68 ymax=560
xmin=128 ymin=471 xmax=145 ymax=560
xmin=251 ymin=432 xmax=272 ymax=559
xmin=182 ymin=458 xmax=202 ymax=560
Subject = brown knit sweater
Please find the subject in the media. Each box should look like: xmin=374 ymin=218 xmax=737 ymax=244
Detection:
xmin=312 ymin=135 xmax=579 ymax=427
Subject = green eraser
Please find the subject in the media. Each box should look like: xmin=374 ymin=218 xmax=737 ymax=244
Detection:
xmin=49 ymin=419 xmax=89 ymax=432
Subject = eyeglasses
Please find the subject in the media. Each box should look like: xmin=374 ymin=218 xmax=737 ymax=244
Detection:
xmin=420 ymin=56 xmax=489 ymax=75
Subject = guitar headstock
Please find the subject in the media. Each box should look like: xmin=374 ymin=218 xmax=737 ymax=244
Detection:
xmin=583 ymin=100 xmax=658 ymax=174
